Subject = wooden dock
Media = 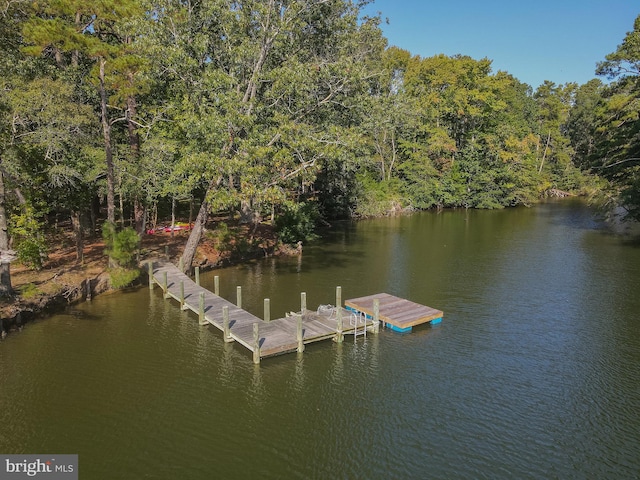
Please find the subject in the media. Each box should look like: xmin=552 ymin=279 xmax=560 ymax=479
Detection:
xmin=148 ymin=261 xmax=377 ymax=363
xmin=345 ymin=293 xmax=443 ymax=332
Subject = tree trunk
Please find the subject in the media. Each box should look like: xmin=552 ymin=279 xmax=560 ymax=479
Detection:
xmin=180 ymin=195 xmax=208 ymax=274
xmin=119 ymin=190 xmax=124 ymax=226
xmin=100 ymin=58 xmax=116 ymax=225
xmin=171 ymin=196 xmax=176 ymax=238
xmin=134 ymin=198 xmax=145 ymax=235
xmin=0 ymin=262 xmax=11 ymax=296
xmin=71 ymin=210 xmax=84 ymax=263
xmin=90 ymin=194 xmax=99 ymax=238
xmin=127 ymin=87 xmax=145 ymax=235
xmin=538 ymin=131 xmax=552 ymax=174
xmin=180 ymin=178 xmax=221 ymax=273
xmin=240 ymin=198 xmax=258 ymax=224
xmin=0 ymin=169 xmax=13 ymax=295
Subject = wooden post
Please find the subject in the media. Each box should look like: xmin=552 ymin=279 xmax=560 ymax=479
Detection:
xmin=301 ymin=292 xmax=307 ymax=313
xmin=236 ymin=286 xmax=242 ymax=309
xmin=179 ymin=257 xmax=184 ymax=273
xmin=264 ymin=298 xmax=270 ymax=322
xmin=373 ymin=298 xmax=380 ymax=334
xmin=179 ymin=281 xmax=185 ymax=310
xmin=253 ymin=323 xmax=260 ymax=364
xmin=198 ymin=292 xmax=206 ymax=325
xmin=163 ymin=271 xmax=169 ymax=299
xmin=223 ymin=306 xmax=233 ymax=343
xmin=148 ymin=262 xmax=154 ymax=289
xmin=335 ymin=285 xmax=343 ymax=342
xmin=214 ymin=276 xmax=220 ymax=296
xmin=297 ymin=314 xmax=304 ymax=353
xmin=195 ymin=266 xmax=200 ymax=286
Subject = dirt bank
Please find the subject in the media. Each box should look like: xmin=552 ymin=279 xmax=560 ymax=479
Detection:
xmin=1 ymin=221 xmax=281 ymax=337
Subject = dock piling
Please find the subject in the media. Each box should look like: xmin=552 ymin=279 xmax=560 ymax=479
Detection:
xmin=179 ymin=257 xmax=184 ymax=273
xmin=180 ymin=280 xmax=185 ymax=310
xmin=237 ymin=286 xmax=242 ymax=309
xmin=195 ymin=267 xmax=200 ymax=286
xmin=301 ymin=292 xmax=307 ymax=313
xmin=296 ymin=315 xmax=304 ymax=353
xmin=163 ymin=272 xmax=169 ymax=299
xmin=214 ymin=276 xmax=220 ymax=296
xmin=148 ymin=262 xmax=154 ymax=289
xmin=253 ymin=323 xmax=260 ymax=364
xmin=198 ymin=292 xmax=206 ymax=325
xmin=264 ymin=298 xmax=270 ymax=322
xmin=223 ymin=306 xmax=233 ymax=342
xmin=335 ymin=286 xmax=343 ymax=343
xmin=373 ymin=298 xmax=380 ymax=334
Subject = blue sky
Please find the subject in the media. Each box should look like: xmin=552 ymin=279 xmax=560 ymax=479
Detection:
xmin=361 ymin=0 xmax=639 ymax=89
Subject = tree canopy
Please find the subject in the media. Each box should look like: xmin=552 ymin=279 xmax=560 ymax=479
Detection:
xmin=1 ymin=0 xmax=635 ymax=282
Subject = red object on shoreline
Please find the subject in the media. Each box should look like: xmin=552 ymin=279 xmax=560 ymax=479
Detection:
xmin=146 ymin=223 xmax=192 ymax=235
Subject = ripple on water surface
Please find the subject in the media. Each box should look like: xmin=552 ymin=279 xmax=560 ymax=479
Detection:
xmin=1 ymin=202 xmax=640 ymax=479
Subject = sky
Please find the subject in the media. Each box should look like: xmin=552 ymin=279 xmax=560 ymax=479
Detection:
xmin=361 ymin=0 xmax=639 ymax=89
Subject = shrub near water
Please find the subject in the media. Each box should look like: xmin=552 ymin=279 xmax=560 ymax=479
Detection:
xmin=274 ymin=202 xmax=319 ymax=245
xmin=10 ymin=206 xmax=47 ymax=270
xmin=102 ymin=222 xmax=141 ymax=288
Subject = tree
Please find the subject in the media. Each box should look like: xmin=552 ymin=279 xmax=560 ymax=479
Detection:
xmin=23 ymin=0 xmax=144 ymax=227
xmin=144 ymin=0 xmax=387 ymax=272
xmin=0 ymin=0 xmax=32 ymax=293
xmin=7 ymin=76 xmax=97 ymax=263
xmin=588 ymin=14 xmax=640 ymax=220
xmin=533 ymin=81 xmax=577 ymax=189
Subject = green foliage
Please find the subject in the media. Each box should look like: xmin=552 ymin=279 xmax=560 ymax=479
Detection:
xmin=274 ymin=202 xmax=320 ymax=244
xmin=355 ymin=174 xmax=407 ymax=217
xmin=102 ymin=222 xmax=140 ymax=268
xmin=17 ymin=283 xmax=42 ymax=299
xmin=210 ymin=222 xmax=233 ymax=254
xmin=566 ymin=14 xmax=640 ymax=221
xmin=5 ymin=0 xmax=627 ymax=267
xmin=108 ymin=267 xmax=141 ymax=289
xmin=10 ymin=206 xmax=47 ymax=270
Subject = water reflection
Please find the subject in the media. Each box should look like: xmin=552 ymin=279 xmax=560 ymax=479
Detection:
xmin=249 ymin=364 xmax=265 ymax=406
xmin=291 ymin=352 xmax=305 ymax=394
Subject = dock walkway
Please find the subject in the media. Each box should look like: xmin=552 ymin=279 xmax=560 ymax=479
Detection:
xmin=149 ymin=261 xmax=375 ymax=362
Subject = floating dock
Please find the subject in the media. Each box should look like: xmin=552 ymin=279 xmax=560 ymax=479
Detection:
xmin=345 ymin=293 xmax=443 ymax=332
xmin=148 ymin=261 xmax=442 ymax=362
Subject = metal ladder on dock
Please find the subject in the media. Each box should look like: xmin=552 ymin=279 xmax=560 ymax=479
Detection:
xmin=349 ymin=310 xmax=367 ymax=340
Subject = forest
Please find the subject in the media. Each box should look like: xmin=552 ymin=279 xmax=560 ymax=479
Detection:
xmin=0 ymin=1 xmax=639 ymax=292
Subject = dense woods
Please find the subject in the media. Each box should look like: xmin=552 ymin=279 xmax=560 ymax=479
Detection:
xmin=0 ymin=0 xmax=639 ymax=288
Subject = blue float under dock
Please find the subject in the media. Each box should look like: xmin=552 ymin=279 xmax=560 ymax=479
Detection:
xmin=345 ymin=293 xmax=443 ymax=333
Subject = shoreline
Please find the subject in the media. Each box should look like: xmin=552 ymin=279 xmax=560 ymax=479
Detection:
xmin=2 ymin=197 xmax=629 ymax=339
xmin=0 ymin=221 xmax=282 ymax=339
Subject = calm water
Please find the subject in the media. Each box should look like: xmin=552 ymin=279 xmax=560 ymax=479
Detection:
xmin=1 ymin=200 xmax=640 ymax=479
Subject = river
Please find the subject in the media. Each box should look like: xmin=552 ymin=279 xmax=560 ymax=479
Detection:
xmin=1 ymin=199 xmax=639 ymax=479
